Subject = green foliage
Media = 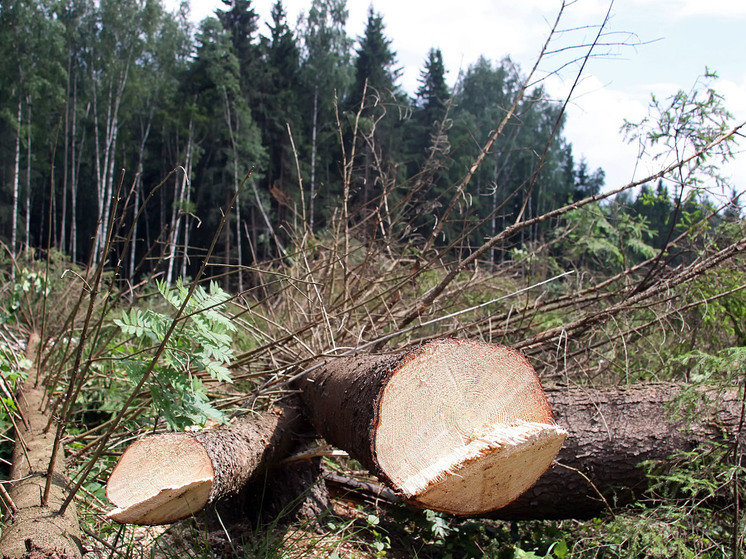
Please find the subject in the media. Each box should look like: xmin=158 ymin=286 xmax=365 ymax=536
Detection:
xmin=0 ymin=267 xmax=49 ymax=324
xmin=556 ymin=204 xmax=657 ymax=272
xmin=622 ymin=69 xmax=736 ymax=194
xmin=572 ymin=441 xmax=744 ymax=558
xmin=112 ymin=279 xmax=236 ymax=429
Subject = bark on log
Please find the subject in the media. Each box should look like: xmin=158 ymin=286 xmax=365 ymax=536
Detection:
xmin=106 ymin=339 xmax=566 ymax=523
xmin=493 ymin=382 xmax=746 ymax=519
xmin=106 ymin=401 xmax=306 ymax=525
xmin=0 ymin=333 xmax=84 ymax=559
xmin=105 ymin=345 xmax=745 ymax=523
xmin=298 ymin=338 xmax=567 ymax=515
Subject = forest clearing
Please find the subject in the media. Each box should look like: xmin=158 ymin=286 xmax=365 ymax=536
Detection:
xmin=1 ymin=0 xmax=745 ymax=557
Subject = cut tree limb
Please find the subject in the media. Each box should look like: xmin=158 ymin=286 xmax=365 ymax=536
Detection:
xmin=0 ymin=333 xmax=84 ymax=559
xmin=106 ymin=401 xmax=306 ymax=525
xmin=298 ymin=338 xmax=568 ymax=515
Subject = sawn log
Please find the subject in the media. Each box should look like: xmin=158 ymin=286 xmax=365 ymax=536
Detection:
xmin=298 ymin=338 xmax=567 ymax=515
xmin=106 ymin=402 xmax=306 ymax=525
xmin=107 ymin=338 xmax=567 ymax=523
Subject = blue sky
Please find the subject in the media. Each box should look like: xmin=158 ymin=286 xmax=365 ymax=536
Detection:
xmin=179 ymin=0 xmax=746 ymax=200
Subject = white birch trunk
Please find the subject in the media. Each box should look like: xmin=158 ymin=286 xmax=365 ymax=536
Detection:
xmin=165 ymin=118 xmax=194 ymax=285
xmin=92 ymin=59 xmax=130 ymax=263
xmin=131 ymin=109 xmax=155 ymax=280
xmin=310 ymin=86 xmax=319 ymax=233
xmin=180 ymin=127 xmax=194 ymax=280
xmin=11 ymin=95 xmax=22 ymax=263
xmin=24 ymin=98 xmax=31 ymax=257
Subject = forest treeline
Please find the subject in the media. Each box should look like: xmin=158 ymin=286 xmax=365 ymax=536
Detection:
xmin=0 ymin=0 xmax=733 ymax=283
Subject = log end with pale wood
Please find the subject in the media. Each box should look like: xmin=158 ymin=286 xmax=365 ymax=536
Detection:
xmin=106 ymin=434 xmax=214 ymax=525
xmin=106 ymin=403 xmax=306 ymax=525
xmin=300 ymin=338 xmax=568 ymax=515
xmin=106 ymin=339 xmax=566 ymax=524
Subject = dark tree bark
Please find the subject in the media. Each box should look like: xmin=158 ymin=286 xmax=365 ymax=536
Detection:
xmin=493 ymin=382 xmax=746 ymax=519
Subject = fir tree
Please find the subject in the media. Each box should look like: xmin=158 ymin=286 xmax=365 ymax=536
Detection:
xmin=217 ymin=0 xmax=260 ymax=94
xmin=349 ymin=6 xmax=400 ymax=106
xmin=348 ymin=7 xmax=405 ymax=212
xmin=256 ymin=1 xmax=303 ymax=202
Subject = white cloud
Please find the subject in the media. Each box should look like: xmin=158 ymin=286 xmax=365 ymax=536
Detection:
xmin=651 ymin=0 xmax=746 ymax=18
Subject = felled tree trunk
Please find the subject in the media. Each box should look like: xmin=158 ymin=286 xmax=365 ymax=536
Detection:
xmin=106 ymin=347 xmax=745 ymax=525
xmin=0 ymin=333 xmax=83 ymax=559
xmin=298 ymin=338 xmax=567 ymax=515
xmin=106 ymin=402 xmax=307 ymax=525
xmin=494 ymin=382 xmax=746 ymax=519
xmin=107 ymin=339 xmax=566 ymax=524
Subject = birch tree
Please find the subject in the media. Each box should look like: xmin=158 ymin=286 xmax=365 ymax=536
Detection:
xmin=300 ymin=0 xmax=353 ymax=232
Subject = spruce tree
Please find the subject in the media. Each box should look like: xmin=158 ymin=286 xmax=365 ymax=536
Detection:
xmin=415 ymin=48 xmax=449 ymax=127
xmin=256 ymin=1 xmax=302 ymax=208
xmin=349 ymin=7 xmax=400 ymax=107
xmin=348 ymin=7 xmax=405 ymax=213
xmin=408 ymin=47 xmax=450 ymax=170
xmin=217 ymin=0 xmax=260 ymax=95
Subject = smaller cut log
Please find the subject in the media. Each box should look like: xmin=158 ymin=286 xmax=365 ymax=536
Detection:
xmin=106 ymin=401 xmax=305 ymax=525
xmin=298 ymin=338 xmax=567 ymax=515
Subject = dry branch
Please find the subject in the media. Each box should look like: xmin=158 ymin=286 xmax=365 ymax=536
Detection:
xmin=0 ymin=333 xmax=83 ymax=559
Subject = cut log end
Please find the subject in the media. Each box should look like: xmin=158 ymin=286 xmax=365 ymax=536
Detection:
xmin=408 ymin=422 xmax=567 ymax=514
xmin=372 ymin=339 xmax=565 ymax=515
xmin=106 ymin=433 xmax=214 ymax=525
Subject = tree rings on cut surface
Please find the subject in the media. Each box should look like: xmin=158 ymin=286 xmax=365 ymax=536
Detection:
xmin=106 ymin=433 xmax=214 ymax=525
xmin=302 ymin=338 xmax=568 ymax=515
